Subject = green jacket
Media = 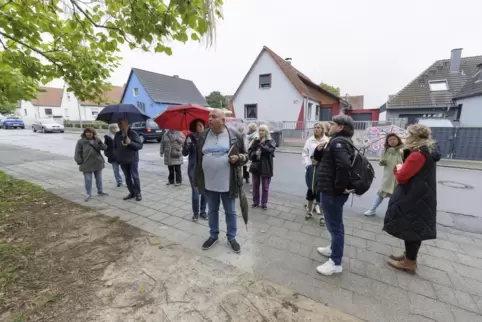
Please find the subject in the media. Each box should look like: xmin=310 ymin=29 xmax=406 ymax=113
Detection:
xmin=379 ymin=147 xmax=403 ymax=194
xmin=195 ymin=126 xmax=248 ymax=199
xmin=74 ymin=135 xmax=107 ymax=173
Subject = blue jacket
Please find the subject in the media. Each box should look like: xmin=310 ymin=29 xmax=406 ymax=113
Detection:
xmin=113 ymin=128 xmax=143 ymax=164
xmin=305 ymin=163 xmax=318 ymax=191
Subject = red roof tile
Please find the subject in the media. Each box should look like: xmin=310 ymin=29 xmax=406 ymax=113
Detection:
xmin=80 ymin=86 xmax=124 ymax=106
xmin=31 ymin=87 xmax=63 ymax=106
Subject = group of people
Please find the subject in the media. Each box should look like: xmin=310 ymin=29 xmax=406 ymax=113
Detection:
xmin=74 ymin=111 xmax=439 ymax=276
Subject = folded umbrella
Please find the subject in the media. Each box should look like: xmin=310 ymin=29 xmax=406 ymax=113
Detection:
xmin=154 ymin=104 xmax=209 ymax=131
xmin=96 ymin=104 xmax=149 ymax=124
xmin=239 ymin=186 xmax=249 ymax=231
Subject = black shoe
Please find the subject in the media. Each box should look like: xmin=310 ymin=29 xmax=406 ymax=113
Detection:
xmin=135 ymin=194 xmax=142 ymax=201
xmin=228 ymin=239 xmax=241 ymax=253
xmin=166 ymin=182 xmax=173 ymax=186
xmin=117 ymin=183 xmax=122 ymax=187
xmin=199 ymin=212 xmax=208 ymax=220
xmin=98 ymin=192 xmax=109 ymax=196
xmin=261 ymin=205 xmax=267 ymax=210
xmin=123 ymin=193 xmax=135 ymax=200
xmin=192 ymin=213 xmax=199 ymax=222
xmin=202 ymin=237 xmax=219 ymax=250
xmin=251 ymin=204 xmax=259 ymax=208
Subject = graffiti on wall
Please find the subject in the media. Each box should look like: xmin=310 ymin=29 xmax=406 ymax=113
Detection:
xmin=362 ymin=125 xmax=407 ymax=155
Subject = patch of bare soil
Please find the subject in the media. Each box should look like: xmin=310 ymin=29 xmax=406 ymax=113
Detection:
xmin=0 ymin=173 xmax=361 ymax=322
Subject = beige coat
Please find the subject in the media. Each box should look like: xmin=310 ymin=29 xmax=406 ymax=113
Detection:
xmin=160 ymin=130 xmax=185 ymax=166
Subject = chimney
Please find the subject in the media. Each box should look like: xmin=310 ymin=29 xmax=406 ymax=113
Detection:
xmin=477 ymin=63 xmax=482 ymax=82
xmin=173 ymin=75 xmax=179 ymax=78
xmin=285 ymin=58 xmax=292 ymax=65
xmin=450 ymin=48 xmax=463 ymax=73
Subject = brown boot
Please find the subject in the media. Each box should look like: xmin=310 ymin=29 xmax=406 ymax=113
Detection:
xmin=389 ymin=252 xmax=406 ymax=261
xmin=388 ymin=258 xmax=417 ymax=273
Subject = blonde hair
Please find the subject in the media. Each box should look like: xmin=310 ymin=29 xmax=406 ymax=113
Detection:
xmin=322 ymin=122 xmax=331 ymax=135
xmin=404 ymin=124 xmax=434 ymax=152
xmin=248 ymin=123 xmax=258 ymax=133
xmin=108 ymin=123 xmax=119 ymax=134
xmin=313 ymin=122 xmax=324 ymax=139
xmin=257 ymin=124 xmax=272 ymax=140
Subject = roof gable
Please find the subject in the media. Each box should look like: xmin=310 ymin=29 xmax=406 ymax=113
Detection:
xmin=122 ymin=68 xmax=207 ymax=106
xmin=388 ymin=55 xmax=482 ymax=109
xmin=232 ymin=46 xmax=340 ymax=104
xmin=31 ymin=87 xmax=63 ymax=106
xmin=455 ymin=67 xmax=482 ymax=100
xmin=80 ymin=86 xmax=124 ymax=106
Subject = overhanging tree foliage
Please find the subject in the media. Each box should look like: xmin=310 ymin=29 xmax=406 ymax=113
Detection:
xmin=319 ymin=82 xmax=340 ymax=97
xmin=0 ymin=0 xmax=223 ymax=103
xmin=205 ymin=91 xmax=226 ymax=108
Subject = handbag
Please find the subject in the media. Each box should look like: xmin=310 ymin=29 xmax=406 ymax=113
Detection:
xmin=249 ymin=161 xmax=260 ymax=173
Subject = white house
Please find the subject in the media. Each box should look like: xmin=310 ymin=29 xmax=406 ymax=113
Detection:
xmin=455 ymin=63 xmax=482 ymax=127
xmin=231 ymin=46 xmax=342 ymax=123
xmin=17 ymin=87 xmax=64 ymax=126
xmin=62 ymin=85 xmax=124 ymax=121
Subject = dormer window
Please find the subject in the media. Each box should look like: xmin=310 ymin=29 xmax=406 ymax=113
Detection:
xmin=428 ymin=80 xmax=449 ymax=91
xmin=259 ymin=74 xmax=271 ymax=89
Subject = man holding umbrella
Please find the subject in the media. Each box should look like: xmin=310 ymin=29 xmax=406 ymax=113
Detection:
xmin=195 ymin=109 xmax=248 ymax=253
xmin=114 ymin=118 xmax=143 ymax=201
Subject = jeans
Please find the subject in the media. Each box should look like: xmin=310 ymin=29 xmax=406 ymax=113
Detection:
xmin=205 ymin=190 xmax=237 ymax=241
xmin=111 ymin=162 xmax=123 ymax=185
xmin=405 ymin=241 xmax=422 ymax=261
xmin=370 ymin=194 xmax=384 ymax=211
xmin=168 ymin=165 xmax=182 ymax=184
xmin=252 ymin=174 xmax=271 ymax=206
xmin=83 ymin=170 xmax=103 ymax=196
xmin=188 ymin=173 xmax=206 ymax=214
xmin=321 ymin=194 xmax=349 ymax=266
xmin=120 ymin=162 xmax=141 ymax=194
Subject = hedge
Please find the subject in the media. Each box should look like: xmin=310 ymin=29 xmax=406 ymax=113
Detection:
xmin=63 ymin=121 xmax=109 ymax=129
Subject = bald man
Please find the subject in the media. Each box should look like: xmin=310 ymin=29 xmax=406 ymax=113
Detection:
xmin=195 ymin=109 xmax=248 ymax=253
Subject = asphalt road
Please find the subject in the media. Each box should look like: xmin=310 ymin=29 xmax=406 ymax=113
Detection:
xmin=1 ymin=129 xmax=481 ymax=233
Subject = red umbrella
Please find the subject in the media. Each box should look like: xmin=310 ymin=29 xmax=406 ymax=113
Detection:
xmin=154 ymin=104 xmax=209 ymax=131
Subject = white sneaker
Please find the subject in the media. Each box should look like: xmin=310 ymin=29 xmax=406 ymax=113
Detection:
xmin=364 ymin=209 xmax=376 ymax=216
xmin=317 ymin=246 xmax=332 ymax=257
xmin=317 ymin=259 xmax=343 ymax=276
xmin=314 ymin=204 xmax=321 ymax=215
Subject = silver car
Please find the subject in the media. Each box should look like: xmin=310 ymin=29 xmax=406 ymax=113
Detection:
xmin=32 ymin=119 xmax=65 ymax=133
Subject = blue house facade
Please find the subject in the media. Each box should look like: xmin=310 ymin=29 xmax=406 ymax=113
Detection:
xmin=120 ymin=68 xmax=207 ymax=118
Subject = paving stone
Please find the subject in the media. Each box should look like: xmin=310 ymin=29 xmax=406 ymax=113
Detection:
xmin=266 ymin=226 xmax=288 ymax=238
xmin=451 ymin=307 xmax=482 ymax=322
xmin=409 ymin=293 xmax=456 ymax=322
xmin=265 ymin=216 xmax=285 ymax=228
xmin=366 ymin=240 xmax=393 ymax=255
xmin=161 ymin=215 xmax=184 ymax=227
xmin=260 ymin=262 xmax=292 ymax=288
xmin=296 ymin=243 xmax=314 ymax=258
xmin=354 ymin=249 xmax=386 ymax=267
xmin=419 ymin=254 xmax=456 ymax=273
xmin=457 ymin=253 xmax=482 ymax=269
xmin=267 ymin=235 xmax=290 ymax=251
xmin=348 ymin=258 xmax=367 ymax=276
xmin=453 ymin=290 xmax=480 ymax=313
xmin=286 ymin=230 xmax=313 ymax=244
xmin=345 ymin=235 xmax=368 ymax=249
xmin=353 ymin=229 xmax=376 ymax=241
xmin=435 ymin=239 xmax=464 ymax=253
xmin=364 ymin=263 xmax=400 ymax=287
xmin=147 ymin=211 xmax=171 ymax=222
xmin=453 ymin=262 xmax=482 ymax=283
xmin=417 ymin=265 xmax=453 ymax=287
xmin=300 ymin=224 xmax=321 ymax=237
xmin=282 ymin=221 xmax=302 ymax=231
xmin=344 ymin=219 xmax=363 ymax=229
xmin=174 ymin=219 xmax=208 ymax=237
xmin=462 ymin=245 xmax=482 ymax=260
xmin=362 ymin=222 xmax=383 ymax=233
xmin=448 ymin=272 xmax=482 ymax=297
xmin=434 ymin=283 xmax=458 ymax=306
xmin=426 ymin=245 xmax=459 ymax=261
xmin=443 ymin=233 xmax=476 ymax=246
xmin=375 ymin=233 xmax=403 ymax=247
xmin=397 ymin=272 xmax=437 ymax=299
xmin=474 ymin=295 xmax=482 ymax=312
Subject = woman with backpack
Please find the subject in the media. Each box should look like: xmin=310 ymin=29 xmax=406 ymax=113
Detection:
xmin=248 ymin=124 xmax=276 ymax=210
xmin=383 ymin=124 xmax=439 ymax=273
xmin=364 ymin=133 xmax=403 ymax=216
xmin=160 ymin=130 xmax=185 ymax=186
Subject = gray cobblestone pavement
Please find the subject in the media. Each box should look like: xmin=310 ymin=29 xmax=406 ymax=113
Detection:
xmin=2 ymin=144 xmax=482 ymax=322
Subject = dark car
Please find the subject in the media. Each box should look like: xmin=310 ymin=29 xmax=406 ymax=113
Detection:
xmin=1 ymin=116 xmax=25 ymax=129
xmin=130 ymin=119 xmax=164 ymax=143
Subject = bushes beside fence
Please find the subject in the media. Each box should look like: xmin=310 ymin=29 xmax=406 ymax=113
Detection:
xmin=63 ymin=121 xmax=109 ymax=129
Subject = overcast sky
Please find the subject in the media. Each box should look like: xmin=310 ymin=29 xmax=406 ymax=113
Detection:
xmin=52 ymin=0 xmax=482 ymax=109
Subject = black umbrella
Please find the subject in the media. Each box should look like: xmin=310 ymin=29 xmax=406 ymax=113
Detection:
xmin=96 ymin=104 xmax=149 ymax=124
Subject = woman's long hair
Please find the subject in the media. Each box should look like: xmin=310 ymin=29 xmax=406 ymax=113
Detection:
xmin=82 ymin=127 xmax=96 ymax=137
xmin=189 ymin=118 xmax=205 ymax=133
xmin=313 ymin=121 xmax=324 ymax=139
xmin=404 ymin=124 xmax=434 ymax=153
xmin=384 ymin=133 xmax=403 ymax=150
xmin=256 ymin=124 xmax=272 ymax=140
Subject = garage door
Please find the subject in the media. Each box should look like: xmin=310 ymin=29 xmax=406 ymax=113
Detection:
xmin=351 ymin=113 xmax=372 ymax=121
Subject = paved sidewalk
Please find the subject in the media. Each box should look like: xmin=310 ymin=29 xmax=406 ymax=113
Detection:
xmin=2 ymin=146 xmax=482 ymax=322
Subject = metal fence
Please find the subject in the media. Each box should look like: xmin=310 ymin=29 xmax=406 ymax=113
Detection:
xmin=431 ymin=127 xmax=482 ymax=161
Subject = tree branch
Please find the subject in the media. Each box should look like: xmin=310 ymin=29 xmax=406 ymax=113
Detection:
xmin=0 ymin=0 xmax=13 ymax=11
xmin=0 ymin=31 xmax=62 ymax=69
xmin=0 ymin=38 xmax=7 ymax=50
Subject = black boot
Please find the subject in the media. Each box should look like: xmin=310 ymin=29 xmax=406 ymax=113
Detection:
xmin=123 ymin=193 xmax=135 ymax=200
xmin=135 ymin=193 xmax=142 ymax=201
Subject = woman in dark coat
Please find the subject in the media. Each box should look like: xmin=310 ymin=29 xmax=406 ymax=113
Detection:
xmin=383 ymin=124 xmax=439 ymax=273
xmin=104 ymin=124 xmax=123 ymax=187
xmin=182 ymin=119 xmax=207 ymax=222
xmin=248 ymin=124 xmax=276 ymax=210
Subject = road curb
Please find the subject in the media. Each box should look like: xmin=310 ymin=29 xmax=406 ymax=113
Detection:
xmin=275 ymin=149 xmax=482 ymax=171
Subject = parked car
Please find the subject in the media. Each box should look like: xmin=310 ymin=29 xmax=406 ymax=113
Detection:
xmin=32 ymin=119 xmax=65 ymax=133
xmin=130 ymin=119 xmax=164 ymax=143
xmin=1 ymin=116 xmax=25 ymax=129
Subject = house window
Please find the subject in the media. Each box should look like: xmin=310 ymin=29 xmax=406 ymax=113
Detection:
xmin=136 ymin=101 xmax=146 ymax=112
xmin=315 ymin=105 xmax=320 ymax=120
xmin=319 ymin=108 xmax=332 ymax=121
xmin=307 ymin=103 xmax=313 ymax=120
xmin=133 ymin=88 xmax=139 ymax=97
xmin=45 ymin=108 xmax=52 ymax=116
xmin=24 ymin=109 xmax=27 ymax=116
xmin=67 ymin=94 xmax=71 ymax=101
xmin=259 ymin=74 xmax=271 ymax=89
xmin=244 ymin=104 xmax=257 ymax=119
xmin=429 ymin=80 xmax=448 ymax=91
xmin=64 ymin=108 xmax=69 ymax=117
xmin=92 ymin=111 xmax=99 ymax=116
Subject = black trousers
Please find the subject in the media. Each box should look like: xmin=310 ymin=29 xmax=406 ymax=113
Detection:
xmin=120 ymin=162 xmax=141 ymax=194
xmin=242 ymin=165 xmax=250 ymax=181
xmin=168 ymin=165 xmax=182 ymax=184
xmin=405 ymin=241 xmax=422 ymax=261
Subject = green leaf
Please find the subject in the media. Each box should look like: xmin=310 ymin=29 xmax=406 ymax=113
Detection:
xmin=191 ymin=33 xmax=200 ymax=41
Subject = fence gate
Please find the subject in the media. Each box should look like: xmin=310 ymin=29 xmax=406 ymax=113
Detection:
xmin=430 ymin=127 xmax=482 ymax=161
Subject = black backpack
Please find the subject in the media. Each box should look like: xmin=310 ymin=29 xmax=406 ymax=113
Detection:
xmin=333 ymin=137 xmax=375 ymax=195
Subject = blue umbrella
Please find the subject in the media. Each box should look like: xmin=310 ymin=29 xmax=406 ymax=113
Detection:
xmin=96 ymin=104 xmax=149 ymax=124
